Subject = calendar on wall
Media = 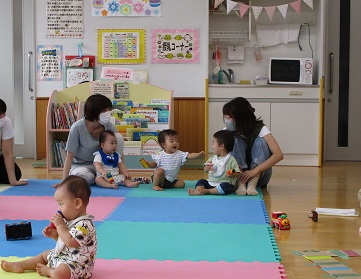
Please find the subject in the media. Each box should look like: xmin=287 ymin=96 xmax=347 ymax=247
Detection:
xmin=97 ymin=29 xmax=146 ymax=64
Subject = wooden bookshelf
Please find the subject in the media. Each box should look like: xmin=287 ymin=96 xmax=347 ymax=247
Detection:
xmin=46 ymin=82 xmax=173 ymax=172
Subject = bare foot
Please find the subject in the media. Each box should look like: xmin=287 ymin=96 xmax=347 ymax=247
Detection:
xmin=111 ymin=183 xmax=119 ymax=189
xmin=36 ymin=263 xmax=51 ymax=277
xmin=188 ymin=188 xmax=203 ymax=196
xmin=152 ymin=185 xmax=163 ymax=191
xmin=126 ymin=181 xmax=140 ymax=188
xmin=1 ymin=260 xmax=24 ymax=273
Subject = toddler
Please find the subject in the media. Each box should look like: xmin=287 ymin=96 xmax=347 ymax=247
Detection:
xmin=1 ymin=175 xmax=97 ymax=279
xmin=189 ymin=130 xmax=240 ymax=196
xmin=144 ymin=129 xmax=205 ymax=191
xmin=93 ymin=130 xmax=140 ymax=189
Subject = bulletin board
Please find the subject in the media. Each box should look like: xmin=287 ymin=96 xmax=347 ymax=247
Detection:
xmin=97 ymin=29 xmax=146 ymax=64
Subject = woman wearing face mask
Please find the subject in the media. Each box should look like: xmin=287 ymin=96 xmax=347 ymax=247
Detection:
xmin=222 ymin=97 xmax=283 ymax=195
xmin=62 ymin=94 xmax=124 ymax=185
xmin=0 ymin=99 xmax=28 ymax=185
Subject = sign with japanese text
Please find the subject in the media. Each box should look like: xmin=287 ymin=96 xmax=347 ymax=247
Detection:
xmin=46 ymin=0 xmax=84 ymax=38
xmin=101 ymin=67 xmax=134 ymax=81
xmin=36 ymin=45 xmax=63 ymax=81
xmin=151 ymin=29 xmax=200 ymax=64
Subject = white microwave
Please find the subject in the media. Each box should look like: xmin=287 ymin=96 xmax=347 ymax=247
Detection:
xmin=269 ymin=58 xmax=313 ymax=85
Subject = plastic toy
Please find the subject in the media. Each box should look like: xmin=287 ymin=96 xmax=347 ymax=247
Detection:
xmin=227 ymin=169 xmax=235 ymax=175
xmin=139 ymin=158 xmax=149 ymax=168
xmin=49 ymin=210 xmax=65 ymax=229
xmin=133 ymin=177 xmax=150 ymax=184
xmin=106 ymin=173 xmax=115 ymax=184
xmin=271 ymin=211 xmax=291 ymax=230
xmin=5 ymin=221 xmax=32 ymax=241
xmin=308 ymin=210 xmax=318 ymax=222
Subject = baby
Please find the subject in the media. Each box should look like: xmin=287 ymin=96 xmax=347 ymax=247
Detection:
xmin=93 ymin=130 xmax=139 ymax=189
xmin=1 ymin=175 xmax=97 ymax=278
xmin=144 ymin=129 xmax=205 ymax=191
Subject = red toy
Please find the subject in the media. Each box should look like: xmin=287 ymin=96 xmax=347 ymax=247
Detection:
xmin=227 ymin=169 xmax=235 ymax=175
xmin=271 ymin=212 xmax=291 ymax=230
xmin=49 ymin=210 xmax=65 ymax=229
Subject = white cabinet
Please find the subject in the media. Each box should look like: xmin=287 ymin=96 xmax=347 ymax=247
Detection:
xmin=207 ymin=84 xmax=322 ymax=166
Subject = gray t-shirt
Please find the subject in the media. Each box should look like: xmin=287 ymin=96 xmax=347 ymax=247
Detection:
xmin=65 ymin=118 xmax=122 ymax=165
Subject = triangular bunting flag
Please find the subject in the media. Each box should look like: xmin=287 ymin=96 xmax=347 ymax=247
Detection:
xmin=290 ymin=0 xmax=301 ymax=14
xmin=252 ymin=6 xmax=263 ymax=20
xmin=227 ymin=0 xmax=238 ymax=14
xmin=214 ymin=0 xmax=225 ymax=9
xmin=239 ymin=2 xmax=249 ymax=18
xmin=265 ymin=6 xmax=276 ymax=20
xmin=277 ymin=4 xmax=288 ymax=19
xmin=302 ymin=0 xmax=313 ymax=10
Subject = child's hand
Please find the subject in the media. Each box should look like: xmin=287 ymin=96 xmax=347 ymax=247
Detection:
xmin=198 ymin=151 xmax=206 ymax=158
xmin=43 ymin=225 xmax=58 ymax=240
xmin=123 ymin=172 xmax=131 ymax=179
xmin=51 ymin=212 xmax=65 ymax=228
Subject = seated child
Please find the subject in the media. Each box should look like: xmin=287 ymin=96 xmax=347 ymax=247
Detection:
xmin=144 ymin=129 xmax=205 ymax=191
xmin=93 ymin=130 xmax=139 ymax=189
xmin=189 ymin=130 xmax=240 ymax=196
xmin=1 ymin=175 xmax=97 ymax=279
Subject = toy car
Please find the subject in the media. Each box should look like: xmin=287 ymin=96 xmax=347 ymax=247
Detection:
xmin=270 ymin=212 xmax=291 ymax=230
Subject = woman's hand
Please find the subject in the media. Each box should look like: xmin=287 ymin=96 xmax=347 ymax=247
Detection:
xmin=239 ymin=168 xmax=259 ymax=184
xmin=13 ymin=179 xmax=28 ymax=186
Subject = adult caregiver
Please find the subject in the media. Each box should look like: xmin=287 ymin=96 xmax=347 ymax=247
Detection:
xmin=0 ymin=99 xmax=28 ymax=185
xmin=62 ymin=94 xmax=124 ymax=185
xmin=222 ymin=97 xmax=283 ymax=193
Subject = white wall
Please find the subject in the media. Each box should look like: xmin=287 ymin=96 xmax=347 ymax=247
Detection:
xmin=35 ymin=0 xmax=209 ymax=97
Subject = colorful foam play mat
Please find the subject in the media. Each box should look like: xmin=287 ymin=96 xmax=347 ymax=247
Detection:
xmin=0 ymin=180 xmax=286 ymax=279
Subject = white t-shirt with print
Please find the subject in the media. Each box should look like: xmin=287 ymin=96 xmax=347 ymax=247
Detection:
xmin=0 ymin=117 xmax=15 ymax=156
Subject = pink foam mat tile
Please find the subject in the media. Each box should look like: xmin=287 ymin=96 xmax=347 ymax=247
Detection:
xmin=0 ymin=196 xmax=124 ymax=221
xmin=92 ymin=259 xmax=287 ymax=279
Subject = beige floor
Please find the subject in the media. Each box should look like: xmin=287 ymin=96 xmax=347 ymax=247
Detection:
xmin=15 ymin=159 xmax=361 ymax=278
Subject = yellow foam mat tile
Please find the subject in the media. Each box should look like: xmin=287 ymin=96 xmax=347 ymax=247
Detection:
xmin=0 ymin=185 xmax=12 ymax=193
xmin=0 ymin=256 xmax=38 ymax=278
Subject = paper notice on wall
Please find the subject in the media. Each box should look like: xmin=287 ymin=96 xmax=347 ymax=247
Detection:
xmin=46 ymin=0 xmax=84 ymax=38
xmin=101 ymin=67 xmax=133 ymax=81
xmin=90 ymin=81 xmax=114 ymax=98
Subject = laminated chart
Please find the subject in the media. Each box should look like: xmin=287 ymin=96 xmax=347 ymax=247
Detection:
xmin=98 ymin=29 xmax=146 ymax=64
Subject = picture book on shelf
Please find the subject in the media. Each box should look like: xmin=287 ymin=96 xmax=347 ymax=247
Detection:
xmin=123 ymin=141 xmax=142 ymax=155
xmin=112 ymin=100 xmax=132 ymax=112
xmin=135 ymin=109 xmax=158 ymax=122
xmin=132 ymin=131 xmax=159 ymax=141
xmin=141 ymin=135 xmax=162 ymax=155
xmin=126 ymin=128 xmax=150 ymax=140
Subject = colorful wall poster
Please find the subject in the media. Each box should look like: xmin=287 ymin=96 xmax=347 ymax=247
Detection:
xmin=100 ymin=67 xmax=134 ymax=81
xmin=36 ymin=45 xmax=63 ymax=81
xmin=151 ymin=29 xmax=200 ymax=64
xmin=97 ymin=29 xmax=146 ymax=64
xmin=92 ymin=0 xmax=161 ymax=17
xmin=66 ymin=68 xmax=94 ymax=88
xmin=46 ymin=0 xmax=83 ymax=38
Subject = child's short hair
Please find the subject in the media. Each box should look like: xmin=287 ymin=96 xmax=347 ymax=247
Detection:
xmin=213 ymin=130 xmax=234 ymax=153
xmin=157 ymin=129 xmax=178 ymax=147
xmin=99 ymin=130 xmax=116 ymax=145
xmin=58 ymin=175 xmax=91 ymax=206
xmin=0 ymin=99 xmax=7 ymax=114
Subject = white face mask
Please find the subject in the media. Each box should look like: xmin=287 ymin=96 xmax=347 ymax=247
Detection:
xmin=0 ymin=116 xmax=8 ymax=129
xmin=224 ymin=118 xmax=236 ymax=131
xmin=98 ymin=111 xmax=112 ymax=125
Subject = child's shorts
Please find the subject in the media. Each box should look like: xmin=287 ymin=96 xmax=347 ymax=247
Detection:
xmin=47 ymin=249 xmax=93 ymax=279
xmin=151 ymin=174 xmax=178 ymax=188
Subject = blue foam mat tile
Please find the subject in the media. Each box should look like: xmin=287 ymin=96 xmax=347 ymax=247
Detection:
xmin=0 ymin=179 xmax=132 ymax=197
xmin=0 ymin=220 xmax=103 ymax=257
xmin=106 ymin=197 xmax=269 ymax=224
